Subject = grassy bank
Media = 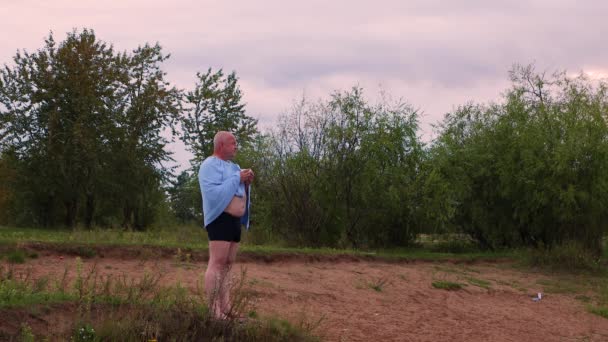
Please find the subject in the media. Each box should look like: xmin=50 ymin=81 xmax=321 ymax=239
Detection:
xmin=0 ymin=258 xmax=318 ymax=341
xmin=0 ymin=226 xmax=516 ymax=263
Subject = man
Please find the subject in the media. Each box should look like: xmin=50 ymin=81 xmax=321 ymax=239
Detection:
xmin=199 ymin=131 xmax=253 ymax=319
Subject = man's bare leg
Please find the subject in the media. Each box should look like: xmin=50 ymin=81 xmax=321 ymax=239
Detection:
xmin=220 ymin=241 xmax=239 ymax=316
xmin=205 ymin=241 xmax=233 ymax=319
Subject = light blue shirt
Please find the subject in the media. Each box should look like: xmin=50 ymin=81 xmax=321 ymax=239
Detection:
xmin=198 ymin=156 xmax=250 ymax=229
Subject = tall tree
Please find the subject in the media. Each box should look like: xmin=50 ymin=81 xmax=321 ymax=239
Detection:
xmin=113 ymin=43 xmax=181 ymax=229
xmin=180 ymin=68 xmax=257 ymax=166
xmin=0 ymin=29 xmax=124 ymax=227
xmin=0 ymin=29 xmax=180 ymax=228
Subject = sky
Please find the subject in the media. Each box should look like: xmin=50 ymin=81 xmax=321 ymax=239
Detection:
xmin=1 ymin=0 xmax=607 ymax=170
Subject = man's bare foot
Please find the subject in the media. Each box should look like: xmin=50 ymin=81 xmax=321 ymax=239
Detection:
xmin=224 ymin=311 xmax=250 ymax=323
xmin=211 ymin=304 xmax=228 ymax=320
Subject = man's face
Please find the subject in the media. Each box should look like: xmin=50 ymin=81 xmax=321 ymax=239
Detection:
xmin=222 ymin=135 xmax=238 ymax=160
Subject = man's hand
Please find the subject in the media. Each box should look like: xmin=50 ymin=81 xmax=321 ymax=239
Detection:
xmin=240 ymin=169 xmax=255 ymax=184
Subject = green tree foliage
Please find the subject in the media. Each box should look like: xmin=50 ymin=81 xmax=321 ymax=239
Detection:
xmin=168 ymin=170 xmax=201 ymax=224
xmin=427 ymin=65 xmax=608 ymax=253
xmin=111 ymin=43 xmax=180 ymax=229
xmin=180 ymin=68 xmax=258 ymax=166
xmin=0 ymin=150 xmax=18 ymax=224
xmin=0 ymin=29 xmax=179 ymax=228
xmin=255 ymin=88 xmax=424 ymax=248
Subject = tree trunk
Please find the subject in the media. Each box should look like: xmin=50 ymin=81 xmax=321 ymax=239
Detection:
xmin=84 ymin=194 xmax=95 ymax=228
xmin=64 ymin=199 xmax=77 ymax=227
xmin=122 ymin=204 xmax=132 ymax=229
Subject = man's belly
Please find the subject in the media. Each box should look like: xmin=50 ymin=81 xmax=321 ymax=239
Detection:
xmin=224 ymin=194 xmax=246 ymax=217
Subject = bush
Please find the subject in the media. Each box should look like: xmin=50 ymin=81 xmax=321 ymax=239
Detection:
xmin=526 ymin=241 xmax=602 ymax=272
xmin=428 ymin=65 xmax=608 ymax=253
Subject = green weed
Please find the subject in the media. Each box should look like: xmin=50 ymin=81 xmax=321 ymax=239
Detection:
xmin=432 ymin=281 xmax=464 ymax=291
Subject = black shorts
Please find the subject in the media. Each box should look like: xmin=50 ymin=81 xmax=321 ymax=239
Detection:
xmin=205 ymin=212 xmax=242 ymax=242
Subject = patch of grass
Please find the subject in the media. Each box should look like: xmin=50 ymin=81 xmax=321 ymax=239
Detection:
xmin=463 ymin=266 xmax=482 ymax=274
xmin=174 ymin=247 xmax=192 ymax=263
xmin=432 ymin=266 xmax=491 ymax=290
xmin=74 ymin=246 xmax=96 ymax=259
xmin=370 ymin=247 xmax=515 ymax=262
xmin=368 ymin=277 xmax=389 ymax=292
xmin=433 ymin=265 xmax=462 ymax=275
xmin=589 ymin=306 xmax=608 ymax=319
xmin=248 ymin=278 xmax=274 ymax=288
xmin=597 ymin=281 xmax=608 ymax=304
xmin=536 ymin=278 xmax=580 ymax=294
xmin=496 ymin=279 xmax=528 ymax=293
xmin=525 ymin=241 xmax=602 ymax=273
xmin=354 ymin=277 xmax=390 ymax=292
xmin=7 ymin=250 xmax=26 ymax=264
xmin=0 ymin=267 xmax=74 ymax=309
xmin=19 ymin=323 xmax=35 ymax=342
xmin=586 ymin=278 xmax=608 ymax=319
xmin=427 ymin=239 xmax=479 ymax=254
xmin=370 ymin=284 xmax=383 ymax=292
xmin=248 ymin=309 xmax=259 ymax=318
xmin=256 ymin=316 xmax=320 ymax=341
xmin=432 ymin=281 xmax=464 ymax=291
xmin=435 ymin=265 xmax=481 ymax=275
xmin=466 ymin=277 xmax=492 ymax=290
xmin=72 ymin=324 xmax=96 ymax=342
xmin=575 ymin=295 xmax=592 ymax=303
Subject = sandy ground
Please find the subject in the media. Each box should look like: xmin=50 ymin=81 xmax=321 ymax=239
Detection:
xmin=2 ymin=252 xmax=608 ymax=342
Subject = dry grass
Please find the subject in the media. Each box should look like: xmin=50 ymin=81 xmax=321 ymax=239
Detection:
xmin=0 ymin=260 xmax=318 ymax=341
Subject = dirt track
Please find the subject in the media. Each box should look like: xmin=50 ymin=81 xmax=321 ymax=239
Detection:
xmin=2 ymin=252 xmax=608 ymax=341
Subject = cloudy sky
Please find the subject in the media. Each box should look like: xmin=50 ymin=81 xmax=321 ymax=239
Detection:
xmin=1 ymin=0 xmax=607 ymax=169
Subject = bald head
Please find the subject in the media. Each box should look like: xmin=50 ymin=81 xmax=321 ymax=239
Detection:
xmin=213 ymin=131 xmax=238 ymax=160
xmin=213 ymin=131 xmax=233 ymax=149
